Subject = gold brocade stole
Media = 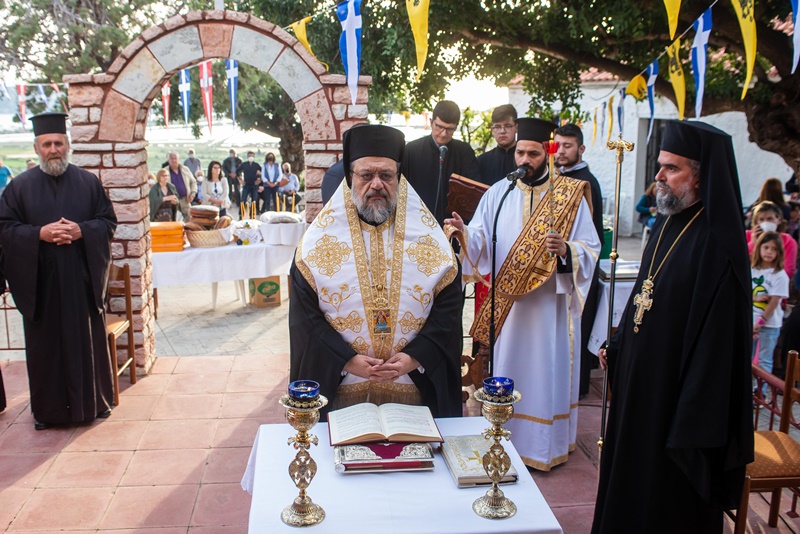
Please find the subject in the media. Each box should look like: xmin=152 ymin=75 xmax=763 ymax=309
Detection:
xmin=471 ymin=176 xmax=589 ymax=345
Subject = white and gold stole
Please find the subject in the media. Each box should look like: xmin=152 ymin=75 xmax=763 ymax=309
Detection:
xmin=296 ymin=177 xmax=457 ymax=407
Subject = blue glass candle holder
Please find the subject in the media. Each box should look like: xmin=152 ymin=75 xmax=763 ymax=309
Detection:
xmin=483 ymin=377 xmax=514 ymax=397
xmin=288 ymin=380 xmax=320 ymax=401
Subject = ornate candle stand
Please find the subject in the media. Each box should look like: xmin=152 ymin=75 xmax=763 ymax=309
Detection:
xmin=279 ymin=381 xmax=328 ymax=527
xmin=472 ymin=377 xmax=522 ymax=519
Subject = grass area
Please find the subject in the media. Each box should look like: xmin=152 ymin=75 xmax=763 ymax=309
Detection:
xmin=0 ymin=143 xmax=37 ymax=175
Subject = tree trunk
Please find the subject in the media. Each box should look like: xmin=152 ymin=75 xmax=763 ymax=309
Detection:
xmin=744 ymin=78 xmax=800 ymax=175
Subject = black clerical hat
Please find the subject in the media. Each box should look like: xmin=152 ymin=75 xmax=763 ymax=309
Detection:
xmin=342 ymin=124 xmax=405 ymax=179
xmin=516 ymin=118 xmax=556 ymax=143
xmin=660 ymin=121 xmax=702 ymax=161
xmin=30 ymin=112 xmax=69 ymax=136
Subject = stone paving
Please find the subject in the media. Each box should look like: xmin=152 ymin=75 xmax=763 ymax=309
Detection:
xmin=0 ymin=236 xmax=798 ymax=532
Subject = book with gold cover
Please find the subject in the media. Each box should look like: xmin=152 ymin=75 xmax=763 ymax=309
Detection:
xmin=333 ymin=442 xmax=435 ymax=474
xmin=447 ymin=174 xmax=489 ymax=222
xmin=441 ymin=435 xmax=519 ymax=488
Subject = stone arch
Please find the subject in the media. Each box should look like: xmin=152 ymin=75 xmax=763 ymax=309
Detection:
xmin=64 ymin=10 xmax=370 ymax=372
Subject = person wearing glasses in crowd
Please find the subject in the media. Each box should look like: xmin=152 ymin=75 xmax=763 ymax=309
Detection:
xmin=289 ymin=124 xmax=463 ymax=418
xmin=477 ymin=104 xmax=519 ymax=185
xmin=401 ymin=100 xmax=480 ymax=225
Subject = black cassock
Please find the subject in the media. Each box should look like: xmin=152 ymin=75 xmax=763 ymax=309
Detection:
xmin=592 ymin=201 xmax=753 ymax=533
xmin=0 ymin=164 xmax=117 ymax=425
xmin=288 ymin=258 xmax=464 ymax=419
xmin=476 ymin=145 xmax=516 ymax=186
xmin=401 ymin=136 xmax=480 ymax=226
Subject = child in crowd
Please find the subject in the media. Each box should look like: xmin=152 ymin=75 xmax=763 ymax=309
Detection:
xmin=746 ymin=201 xmax=798 ymax=280
xmin=751 ymin=231 xmax=790 ymax=379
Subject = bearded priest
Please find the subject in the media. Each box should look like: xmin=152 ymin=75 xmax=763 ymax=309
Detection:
xmin=289 ymin=124 xmax=463 ymax=418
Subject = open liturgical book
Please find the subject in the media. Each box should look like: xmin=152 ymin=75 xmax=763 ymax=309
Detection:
xmin=327 ymin=403 xmax=443 ymax=446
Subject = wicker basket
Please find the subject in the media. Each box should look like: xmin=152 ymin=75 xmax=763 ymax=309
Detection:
xmin=185 ymin=229 xmax=229 ymax=248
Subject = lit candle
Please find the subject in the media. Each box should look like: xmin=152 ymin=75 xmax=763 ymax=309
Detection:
xmin=483 ymin=376 xmax=514 ymax=396
xmin=288 ymin=380 xmax=320 ymax=400
xmin=276 ymin=192 xmax=280 ymax=212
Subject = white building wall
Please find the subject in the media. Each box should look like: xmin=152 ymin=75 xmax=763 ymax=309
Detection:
xmin=510 ymin=82 xmax=794 ymax=236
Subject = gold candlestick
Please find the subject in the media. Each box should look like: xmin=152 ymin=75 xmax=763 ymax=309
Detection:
xmin=278 ymin=393 xmax=328 ymax=526
xmin=472 ymin=388 xmax=523 ymax=519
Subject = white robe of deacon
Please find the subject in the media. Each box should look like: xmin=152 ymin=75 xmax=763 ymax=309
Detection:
xmin=464 ymin=179 xmax=600 ymax=470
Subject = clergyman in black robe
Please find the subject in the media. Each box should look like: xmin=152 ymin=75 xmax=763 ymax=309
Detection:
xmin=592 ymin=121 xmax=753 ymax=533
xmin=401 ymin=101 xmax=481 ymax=226
xmin=290 ymin=124 xmax=463 ymax=418
xmin=0 ymin=112 xmax=117 ymax=429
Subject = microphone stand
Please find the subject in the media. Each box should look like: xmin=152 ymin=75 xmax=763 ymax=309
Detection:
xmin=434 ymin=146 xmax=446 ymax=223
xmin=488 ymin=176 xmax=519 ymax=375
xmin=598 ymin=134 xmax=634 ymax=458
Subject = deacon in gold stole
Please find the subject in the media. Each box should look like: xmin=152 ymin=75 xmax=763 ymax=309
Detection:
xmin=289 ymin=124 xmax=463 ymax=418
xmin=446 ymin=118 xmax=601 ymax=470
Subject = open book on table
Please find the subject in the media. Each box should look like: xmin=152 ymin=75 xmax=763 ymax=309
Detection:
xmin=327 ymin=402 xmax=443 ymax=446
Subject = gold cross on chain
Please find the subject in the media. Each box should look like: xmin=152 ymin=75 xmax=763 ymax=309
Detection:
xmin=632 ymin=278 xmax=654 ymax=333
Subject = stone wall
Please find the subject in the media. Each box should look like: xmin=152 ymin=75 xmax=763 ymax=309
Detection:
xmin=65 ymin=10 xmax=368 ymax=372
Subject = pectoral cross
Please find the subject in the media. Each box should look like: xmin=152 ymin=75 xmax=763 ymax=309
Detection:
xmin=632 ymin=278 xmax=654 ymax=333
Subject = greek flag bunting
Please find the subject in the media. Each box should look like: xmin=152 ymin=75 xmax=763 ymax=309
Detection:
xmin=161 ymin=81 xmax=170 ymax=128
xmin=226 ymin=59 xmax=239 ymax=125
xmin=792 ymin=0 xmax=800 ymax=73
xmin=179 ymin=68 xmax=191 ymax=126
xmin=617 ymin=88 xmax=625 ymax=136
xmin=646 ymin=60 xmax=659 ymax=143
xmin=337 ymin=0 xmax=362 ymax=105
xmin=199 ymin=60 xmax=214 ymax=134
xmin=691 ymin=8 xmax=712 ymax=119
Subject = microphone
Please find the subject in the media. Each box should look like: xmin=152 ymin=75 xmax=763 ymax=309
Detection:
xmin=439 ymin=145 xmax=448 ymax=163
xmin=505 ymin=166 xmax=528 ymax=182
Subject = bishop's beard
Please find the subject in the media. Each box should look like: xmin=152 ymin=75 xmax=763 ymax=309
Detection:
xmin=351 ymin=187 xmax=397 ymax=225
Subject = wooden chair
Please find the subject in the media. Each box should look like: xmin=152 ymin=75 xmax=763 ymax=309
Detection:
xmin=733 ymin=350 xmax=800 ymax=533
xmin=106 ymin=263 xmax=137 ymax=406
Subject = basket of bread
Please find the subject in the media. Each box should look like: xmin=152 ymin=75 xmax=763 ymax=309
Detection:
xmin=185 ymin=214 xmax=234 ymax=248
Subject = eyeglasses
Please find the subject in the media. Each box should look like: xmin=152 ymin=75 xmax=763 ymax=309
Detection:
xmin=351 ymin=171 xmax=398 ymax=183
xmin=491 ymin=123 xmax=516 ymax=132
xmin=431 ymin=121 xmax=457 ymax=135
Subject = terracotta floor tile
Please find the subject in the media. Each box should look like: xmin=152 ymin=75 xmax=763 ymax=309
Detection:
xmin=212 ymin=418 xmax=263 ymax=448
xmin=530 ymin=450 xmax=599 ymax=508
xmin=226 ymin=371 xmax=286 ymax=393
xmin=38 ymin=451 xmax=132 ymax=488
xmin=165 ymin=373 xmax=229 ymax=395
xmin=0 ymin=422 xmax=73 ymax=453
xmin=151 ymin=394 xmax=223 ymax=421
xmin=99 ymin=485 xmax=199 ymax=529
xmin=0 ymin=487 xmax=34 ymax=529
xmin=138 ymin=419 xmax=218 ymax=450
xmin=99 ymin=529 xmax=186 ymax=534
xmin=190 ymin=483 xmax=251 ymax=526
xmin=219 ymin=392 xmax=285 ymax=420
xmin=231 ymin=354 xmax=273 ymax=372
xmin=120 ymin=449 xmax=208 ymax=486
xmin=0 ymin=396 xmax=32 ymax=424
xmin=189 ymin=525 xmax=248 ymax=534
xmin=10 ymin=487 xmax=113 ymax=530
xmin=106 ymin=395 xmax=159 ymax=421
xmin=64 ymin=421 xmax=148 ymax=452
xmin=202 ymin=447 xmax=251 ymax=484
xmin=0 ymin=453 xmax=56 ymax=488
xmin=552 ymin=503 xmax=596 ymax=534
xmin=149 ymin=356 xmax=179 ymax=374
xmin=119 ymin=374 xmax=170 ymax=396
xmin=173 ymin=355 xmax=234 ymax=374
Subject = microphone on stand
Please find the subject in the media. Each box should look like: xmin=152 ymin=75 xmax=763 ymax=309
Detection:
xmin=505 ymin=166 xmax=528 ymax=182
xmin=434 ymin=145 xmax=448 ymax=222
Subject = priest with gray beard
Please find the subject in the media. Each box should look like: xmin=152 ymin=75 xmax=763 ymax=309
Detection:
xmin=0 ymin=112 xmax=117 ymax=430
xmin=289 ymin=124 xmax=463 ymax=418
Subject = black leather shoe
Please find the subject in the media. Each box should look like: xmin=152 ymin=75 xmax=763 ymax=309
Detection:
xmin=34 ymin=420 xmax=50 ymax=431
xmin=97 ymin=408 xmax=112 ymax=419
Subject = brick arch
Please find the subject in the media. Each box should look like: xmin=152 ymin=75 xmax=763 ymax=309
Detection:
xmin=63 ymin=10 xmax=370 ymax=373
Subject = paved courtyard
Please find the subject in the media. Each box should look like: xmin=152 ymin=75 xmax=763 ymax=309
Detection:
xmin=0 ymin=236 xmax=797 ymax=532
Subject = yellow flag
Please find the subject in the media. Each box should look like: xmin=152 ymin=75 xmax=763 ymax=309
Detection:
xmin=625 ymin=74 xmax=647 ymax=100
xmin=731 ymin=0 xmax=757 ymax=99
xmin=663 ymin=0 xmax=681 ymax=39
xmin=666 ymin=39 xmax=686 ymax=120
xmin=290 ymin=17 xmax=328 ymax=71
xmin=607 ymin=95 xmax=615 ymax=142
xmin=406 ymin=0 xmax=430 ymax=81
xmin=592 ymin=108 xmax=597 ymax=146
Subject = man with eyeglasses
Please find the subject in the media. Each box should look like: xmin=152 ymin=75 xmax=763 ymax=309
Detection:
xmin=477 ymin=104 xmax=518 ymax=185
xmin=289 ymin=124 xmax=463 ymax=418
xmin=402 ymin=100 xmax=480 ymax=226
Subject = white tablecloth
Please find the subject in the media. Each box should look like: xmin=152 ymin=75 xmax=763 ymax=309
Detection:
xmin=587 ymin=278 xmax=636 ymax=355
xmin=151 ymin=241 xmax=297 ymax=288
xmin=260 ymin=221 xmax=306 ymax=245
xmin=242 ymin=416 xmax=563 ymax=534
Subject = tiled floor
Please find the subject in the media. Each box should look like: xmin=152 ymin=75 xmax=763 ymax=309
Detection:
xmin=0 ymin=236 xmax=797 ymax=533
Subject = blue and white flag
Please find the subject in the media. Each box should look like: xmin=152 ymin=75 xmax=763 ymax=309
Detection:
xmin=599 ymin=101 xmax=606 ymax=144
xmin=646 ymin=60 xmax=659 ymax=143
xmin=792 ymin=0 xmax=800 ymax=73
xmin=617 ymin=88 xmax=626 ymax=136
xmin=179 ymin=68 xmax=191 ymax=125
xmin=336 ymin=0 xmax=362 ymax=105
xmin=226 ymin=59 xmax=239 ymax=125
xmin=691 ymin=8 xmax=712 ymax=119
